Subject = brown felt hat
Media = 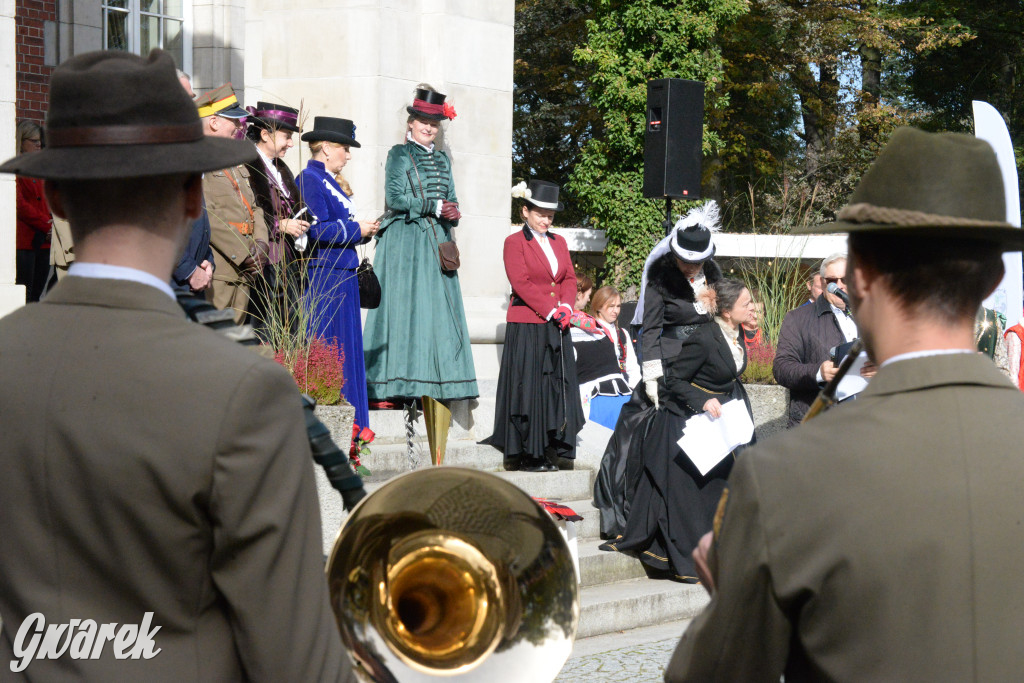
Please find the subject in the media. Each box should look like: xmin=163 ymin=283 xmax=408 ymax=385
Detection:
xmin=797 ymin=127 xmax=1024 ymax=248
xmin=0 ymin=49 xmax=256 ymax=180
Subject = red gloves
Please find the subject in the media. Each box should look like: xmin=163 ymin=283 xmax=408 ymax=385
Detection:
xmin=551 ymin=304 xmax=573 ymax=330
xmin=440 ymin=201 xmax=461 ymax=221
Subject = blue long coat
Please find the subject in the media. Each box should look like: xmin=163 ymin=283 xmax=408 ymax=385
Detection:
xmin=297 ymin=159 xmax=368 ymax=430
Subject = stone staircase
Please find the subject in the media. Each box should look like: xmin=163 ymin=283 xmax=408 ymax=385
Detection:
xmin=313 ymin=399 xmax=719 ymax=663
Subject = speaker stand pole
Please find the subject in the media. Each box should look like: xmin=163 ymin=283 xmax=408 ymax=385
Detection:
xmin=663 ymin=197 xmax=673 ymax=236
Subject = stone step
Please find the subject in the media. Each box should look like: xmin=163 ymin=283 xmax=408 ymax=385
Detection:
xmin=564 ymin=498 xmax=600 ymax=540
xmin=366 ymin=398 xmax=494 ymax=444
xmin=577 ymin=578 xmax=709 ymax=640
xmin=361 ymin=440 xmax=503 ymax=472
xmin=578 ymin=538 xmax=647 ymax=587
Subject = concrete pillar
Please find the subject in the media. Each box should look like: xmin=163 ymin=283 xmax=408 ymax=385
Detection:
xmin=1 ymin=0 xmax=25 ymax=315
xmin=245 ymin=0 xmax=514 ymax=382
xmin=191 ymin=0 xmax=246 ymax=94
xmin=55 ymin=0 xmax=102 ymax=63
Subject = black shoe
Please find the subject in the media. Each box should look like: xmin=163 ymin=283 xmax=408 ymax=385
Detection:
xmin=556 ymin=456 xmax=575 ymax=471
xmin=503 ymin=457 xmax=521 ymax=471
xmin=521 ymin=458 xmax=557 ymax=472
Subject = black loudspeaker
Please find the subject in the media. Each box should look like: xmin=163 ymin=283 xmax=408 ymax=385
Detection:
xmin=642 ymin=78 xmax=704 ymax=199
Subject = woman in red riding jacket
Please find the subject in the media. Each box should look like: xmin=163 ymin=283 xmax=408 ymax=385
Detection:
xmin=486 ymin=180 xmax=585 ymax=472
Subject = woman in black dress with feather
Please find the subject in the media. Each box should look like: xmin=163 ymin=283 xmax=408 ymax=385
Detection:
xmin=611 ymin=278 xmax=757 ymax=581
xmin=593 ymin=202 xmax=723 ymax=540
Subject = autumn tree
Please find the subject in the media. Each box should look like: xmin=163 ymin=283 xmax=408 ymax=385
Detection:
xmin=513 ymin=0 xmax=600 ymax=224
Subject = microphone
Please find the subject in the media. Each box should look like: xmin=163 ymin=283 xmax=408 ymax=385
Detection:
xmin=827 ymin=282 xmax=851 ymax=308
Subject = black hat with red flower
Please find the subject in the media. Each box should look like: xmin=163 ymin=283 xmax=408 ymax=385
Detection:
xmin=407 ymin=87 xmax=457 ymax=122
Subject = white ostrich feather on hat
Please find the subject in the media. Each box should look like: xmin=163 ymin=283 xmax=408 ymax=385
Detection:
xmin=673 ymin=200 xmax=722 ymax=233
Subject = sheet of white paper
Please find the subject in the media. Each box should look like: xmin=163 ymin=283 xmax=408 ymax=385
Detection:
xmin=835 ymin=350 xmax=869 ymax=401
xmin=677 ymin=399 xmax=754 ymax=476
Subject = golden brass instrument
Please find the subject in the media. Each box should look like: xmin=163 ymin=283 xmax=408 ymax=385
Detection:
xmin=327 ymin=467 xmax=580 ymax=682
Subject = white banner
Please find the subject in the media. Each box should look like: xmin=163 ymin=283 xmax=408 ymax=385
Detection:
xmin=973 ymin=100 xmax=1024 ymax=328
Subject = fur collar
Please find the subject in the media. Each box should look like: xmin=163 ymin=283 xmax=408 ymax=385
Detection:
xmin=245 ymin=156 xmax=300 ymax=218
xmin=647 ymin=253 xmax=722 ymax=301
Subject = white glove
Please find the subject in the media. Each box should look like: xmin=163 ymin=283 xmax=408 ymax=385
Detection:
xmin=642 ymin=359 xmax=663 ymax=409
xmin=644 ymin=379 xmax=660 ymax=409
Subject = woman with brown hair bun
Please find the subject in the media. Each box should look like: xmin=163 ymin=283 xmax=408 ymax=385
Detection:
xmin=244 ymin=102 xmax=309 ymax=336
xmin=611 ymin=277 xmax=756 ymax=581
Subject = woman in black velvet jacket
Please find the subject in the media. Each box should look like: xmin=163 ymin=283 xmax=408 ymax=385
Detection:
xmin=612 ymin=278 xmax=756 ymax=581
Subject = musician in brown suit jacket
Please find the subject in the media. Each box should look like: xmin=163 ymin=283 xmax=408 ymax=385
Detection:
xmin=0 ymin=50 xmax=354 ymax=682
xmin=665 ymin=128 xmax=1024 ymax=681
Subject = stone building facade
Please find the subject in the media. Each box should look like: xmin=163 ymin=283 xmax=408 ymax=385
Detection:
xmin=0 ymin=1 xmax=514 ymax=385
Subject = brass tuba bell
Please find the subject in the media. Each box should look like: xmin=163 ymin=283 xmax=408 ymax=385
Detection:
xmin=327 ymin=467 xmax=580 ymax=682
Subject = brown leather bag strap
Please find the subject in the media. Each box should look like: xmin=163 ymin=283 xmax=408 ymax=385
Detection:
xmin=223 ymin=167 xmax=255 ymax=235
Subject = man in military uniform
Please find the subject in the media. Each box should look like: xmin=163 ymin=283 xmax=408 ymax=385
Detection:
xmin=666 ymin=127 xmax=1024 ymax=681
xmin=197 ymin=84 xmax=270 ymax=323
xmin=0 ymin=50 xmax=353 ymax=681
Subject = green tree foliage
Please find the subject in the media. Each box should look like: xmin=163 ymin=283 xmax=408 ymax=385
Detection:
xmin=568 ymin=0 xmax=748 ymax=290
xmin=712 ymin=0 xmax=969 ymax=234
xmin=513 ymin=0 xmax=601 ymax=225
xmin=897 ymin=0 xmax=1024 ymax=139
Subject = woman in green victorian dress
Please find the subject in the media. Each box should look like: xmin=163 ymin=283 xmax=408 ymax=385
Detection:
xmin=363 ymin=86 xmax=479 ymax=404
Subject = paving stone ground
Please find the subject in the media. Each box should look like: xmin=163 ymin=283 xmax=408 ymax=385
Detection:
xmin=554 ymin=635 xmax=679 ymax=682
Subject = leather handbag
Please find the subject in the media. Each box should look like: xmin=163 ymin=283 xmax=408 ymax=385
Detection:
xmin=407 ymin=150 xmax=460 ymax=272
xmin=435 ymin=233 xmax=461 ymax=271
xmin=357 ymin=257 xmax=381 ymax=309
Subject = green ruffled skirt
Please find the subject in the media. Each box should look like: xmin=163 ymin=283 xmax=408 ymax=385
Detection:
xmin=363 ymin=218 xmax=478 ymax=401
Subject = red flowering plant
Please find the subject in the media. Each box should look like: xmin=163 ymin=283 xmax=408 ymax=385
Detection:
xmin=349 ymin=425 xmax=374 ymax=476
xmin=274 ymin=337 xmax=346 ymax=405
xmin=742 ymin=342 xmax=777 ymax=385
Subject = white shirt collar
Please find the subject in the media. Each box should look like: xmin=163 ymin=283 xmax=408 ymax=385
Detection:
xmin=68 ymin=262 xmax=176 ymax=301
xmin=881 ymin=348 xmax=974 ymax=368
xmin=830 ymin=302 xmax=858 ymax=342
xmin=715 ymin=316 xmax=745 ymax=372
xmin=406 ymin=131 xmax=435 ymax=152
xmin=255 ymin=145 xmax=289 ymax=197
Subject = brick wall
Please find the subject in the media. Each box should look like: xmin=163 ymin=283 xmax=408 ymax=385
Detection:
xmin=16 ymin=0 xmax=57 ymax=125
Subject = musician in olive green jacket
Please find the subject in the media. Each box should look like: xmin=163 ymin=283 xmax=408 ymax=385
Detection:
xmin=666 ymin=128 xmax=1024 ymax=682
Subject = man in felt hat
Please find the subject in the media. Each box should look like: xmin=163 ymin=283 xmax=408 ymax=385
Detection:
xmin=196 ymin=83 xmax=271 ymax=323
xmin=665 ymin=127 xmax=1024 ymax=681
xmin=0 ymin=50 xmax=353 ymax=681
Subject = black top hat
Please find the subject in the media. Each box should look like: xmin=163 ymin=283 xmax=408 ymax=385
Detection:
xmin=522 ymin=180 xmax=564 ymax=212
xmin=670 ymin=226 xmax=715 ymax=263
xmin=246 ymin=101 xmax=300 ymax=133
xmin=797 ymin=127 xmax=1024 ymax=248
xmin=0 ymin=50 xmax=256 ymax=180
xmin=407 ymin=88 xmax=455 ymax=121
xmin=300 ymin=117 xmax=361 ymax=148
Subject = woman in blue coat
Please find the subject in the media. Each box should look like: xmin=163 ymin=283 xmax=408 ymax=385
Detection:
xmin=297 ymin=117 xmax=379 ymax=430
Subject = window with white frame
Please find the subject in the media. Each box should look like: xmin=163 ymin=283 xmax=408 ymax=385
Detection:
xmin=102 ymin=1 xmax=192 ymax=74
